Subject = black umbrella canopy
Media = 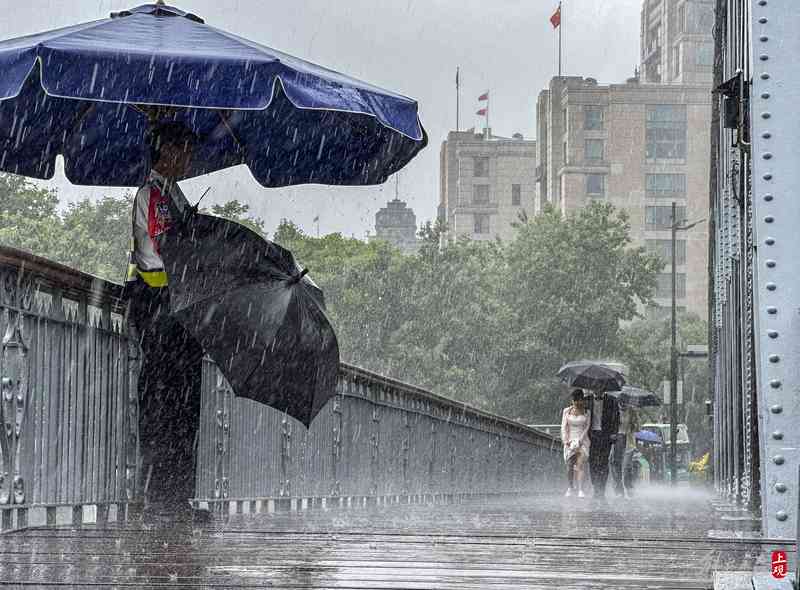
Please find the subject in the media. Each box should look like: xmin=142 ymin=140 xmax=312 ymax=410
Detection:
xmin=158 ymin=213 xmax=339 ymax=427
xmin=607 ymin=385 xmax=662 ymax=408
xmin=556 ymin=361 xmax=625 ymax=392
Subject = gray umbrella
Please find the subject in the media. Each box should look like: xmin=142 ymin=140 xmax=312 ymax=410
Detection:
xmin=608 ymin=385 xmax=662 ymax=407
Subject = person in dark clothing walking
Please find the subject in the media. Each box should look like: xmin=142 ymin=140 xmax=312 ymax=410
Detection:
xmin=124 ymin=121 xmax=205 ymax=521
xmin=587 ymin=387 xmax=620 ymax=498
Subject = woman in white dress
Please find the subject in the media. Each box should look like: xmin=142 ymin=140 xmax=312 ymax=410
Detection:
xmin=561 ymin=389 xmax=590 ymax=497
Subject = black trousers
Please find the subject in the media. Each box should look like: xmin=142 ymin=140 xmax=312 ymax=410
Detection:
xmin=610 ymin=435 xmax=626 ymax=494
xmin=126 ymin=279 xmax=204 ymax=510
xmin=589 ymin=431 xmax=613 ymax=497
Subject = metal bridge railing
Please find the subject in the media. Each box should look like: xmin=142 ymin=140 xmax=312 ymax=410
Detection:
xmin=0 ymin=245 xmax=561 ymax=528
xmin=0 ymin=246 xmax=135 ymax=530
xmin=195 ymin=360 xmax=561 ymax=507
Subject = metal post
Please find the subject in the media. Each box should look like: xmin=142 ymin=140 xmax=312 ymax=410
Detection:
xmin=796 ymin=464 xmax=800 ymax=585
xmin=671 ymin=201 xmax=678 ymax=486
xmin=558 ymin=1 xmax=562 ymax=77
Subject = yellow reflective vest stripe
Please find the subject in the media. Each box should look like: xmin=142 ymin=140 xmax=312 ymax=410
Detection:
xmin=127 ymin=262 xmax=168 ymax=288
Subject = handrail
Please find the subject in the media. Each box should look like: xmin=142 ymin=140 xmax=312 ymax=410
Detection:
xmin=0 ymin=245 xmax=126 ymax=315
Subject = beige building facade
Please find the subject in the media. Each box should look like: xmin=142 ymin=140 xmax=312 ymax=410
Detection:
xmin=534 ymin=0 xmax=714 ymax=318
xmin=438 ymin=130 xmax=536 ymax=242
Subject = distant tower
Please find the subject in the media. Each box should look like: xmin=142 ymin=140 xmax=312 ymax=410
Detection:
xmin=372 ymin=176 xmax=420 ymax=253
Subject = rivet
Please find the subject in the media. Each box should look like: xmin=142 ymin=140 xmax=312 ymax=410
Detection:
xmin=767 ymin=330 xmax=779 ymax=338
xmin=773 ymin=454 xmax=785 ymax=464
xmin=765 ymin=238 xmax=775 ymax=245
xmin=764 ymin=173 xmax=773 ymax=180
xmin=761 ymin=92 xmax=770 ymax=99
xmin=760 ymin=54 xmax=769 ymax=61
xmin=761 ymin=73 xmax=770 ymax=80
xmin=767 ymin=306 xmax=778 ymax=315
xmin=777 ymin=511 xmax=788 ymax=522
xmin=760 ymin=35 xmax=769 ymax=42
xmin=759 ymin=17 xmax=768 ymax=24
xmin=762 ymin=112 xmax=771 ymax=119
xmin=776 ymin=483 xmax=787 ymax=493
xmin=770 ymin=379 xmax=781 ymax=388
xmin=769 ymin=354 xmax=780 ymax=363
xmin=773 ymin=431 xmax=784 ymax=440
xmin=765 ymin=216 xmax=774 ymax=223
xmin=764 ymin=194 xmax=773 ymax=201
xmin=763 ymin=152 xmax=773 ymax=159
xmin=766 ymin=260 xmax=776 ymax=268
xmin=763 ymin=132 xmax=772 ymax=139
xmin=766 ymin=283 xmax=777 ymax=291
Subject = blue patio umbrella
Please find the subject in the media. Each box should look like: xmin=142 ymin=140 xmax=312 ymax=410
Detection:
xmin=0 ymin=3 xmax=427 ymax=187
xmin=634 ymin=430 xmax=662 ymax=444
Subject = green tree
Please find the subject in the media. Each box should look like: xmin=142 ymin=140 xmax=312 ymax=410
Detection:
xmin=0 ymin=174 xmax=58 ymax=223
xmin=490 ymin=202 xmax=664 ymax=422
xmin=208 ymin=200 xmax=265 ymax=234
xmin=621 ymin=312 xmax=711 ymax=455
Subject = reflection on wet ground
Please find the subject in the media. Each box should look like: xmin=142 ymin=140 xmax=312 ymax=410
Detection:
xmin=0 ymin=487 xmax=781 ymax=588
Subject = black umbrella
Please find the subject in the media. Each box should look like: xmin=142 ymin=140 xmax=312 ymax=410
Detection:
xmin=556 ymin=361 xmax=625 ymax=392
xmin=158 ymin=213 xmax=339 ymax=427
xmin=608 ymin=385 xmax=662 ymax=408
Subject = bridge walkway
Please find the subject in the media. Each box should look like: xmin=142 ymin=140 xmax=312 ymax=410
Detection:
xmin=0 ymin=487 xmax=783 ymax=589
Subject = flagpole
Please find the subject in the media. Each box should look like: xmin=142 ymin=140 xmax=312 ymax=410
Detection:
xmin=558 ymin=1 xmax=562 ymax=77
xmin=456 ymin=67 xmax=460 ymax=132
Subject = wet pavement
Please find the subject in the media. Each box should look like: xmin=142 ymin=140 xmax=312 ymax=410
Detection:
xmin=0 ymin=487 xmax=778 ymax=589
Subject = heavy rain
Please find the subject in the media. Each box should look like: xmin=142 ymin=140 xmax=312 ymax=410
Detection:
xmin=0 ymin=0 xmax=791 ymax=588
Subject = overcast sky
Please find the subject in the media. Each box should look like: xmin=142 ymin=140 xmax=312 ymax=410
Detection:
xmin=0 ymin=0 xmax=642 ymax=238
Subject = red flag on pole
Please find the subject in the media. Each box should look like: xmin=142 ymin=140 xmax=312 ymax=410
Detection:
xmin=478 ymin=91 xmax=489 ymax=101
xmin=550 ymin=5 xmax=561 ymax=28
xmin=476 ymin=108 xmax=487 ymax=116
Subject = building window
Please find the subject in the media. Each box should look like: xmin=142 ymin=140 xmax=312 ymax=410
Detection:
xmin=671 ymin=45 xmax=681 ymax=79
xmin=511 ymin=184 xmax=521 ymax=206
xmin=562 ymin=108 xmax=568 ymax=131
xmin=474 ymin=213 xmax=490 ymax=234
xmin=646 ymin=105 xmax=687 ymax=159
xmin=562 ymin=141 xmax=568 ymax=164
xmin=656 ymin=273 xmax=686 ymax=298
xmin=645 ymin=205 xmax=686 ymax=230
xmin=473 ymin=157 xmax=489 ymax=177
xmin=584 ymin=106 xmax=604 ymax=130
xmin=586 ymin=174 xmax=605 ymax=196
xmin=473 ymin=184 xmax=490 ymax=205
xmin=585 ymin=139 xmax=604 ymax=161
xmin=646 ymin=239 xmax=687 ymax=265
xmin=646 ymin=173 xmax=687 ymax=197
xmin=696 ymin=43 xmax=714 ymax=66
xmin=677 ymin=4 xmax=687 ymax=33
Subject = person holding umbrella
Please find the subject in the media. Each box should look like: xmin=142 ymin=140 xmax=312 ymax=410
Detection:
xmin=586 ymin=386 xmax=620 ymax=499
xmin=556 ymin=362 xmax=623 ymax=499
xmin=124 ymin=121 xmax=206 ymax=521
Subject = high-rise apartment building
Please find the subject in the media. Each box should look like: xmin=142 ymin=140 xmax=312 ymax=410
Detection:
xmin=438 ymin=130 xmax=536 ymax=242
xmin=535 ymin=0 xmax=714 ymax=318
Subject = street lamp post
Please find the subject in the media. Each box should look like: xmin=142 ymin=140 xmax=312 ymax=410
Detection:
xmin=669 ymin=201 xmax=705 ymax=485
